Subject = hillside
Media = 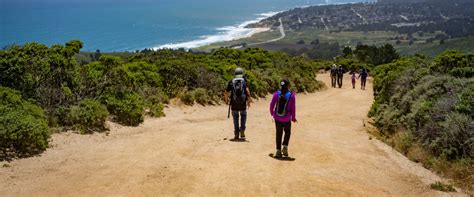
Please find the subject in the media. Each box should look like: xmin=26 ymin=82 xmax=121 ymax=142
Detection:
xmin=1 ymin=73 xmax=468 ymax=196
xmin=198 ymin=0 xmax=474 ymax=58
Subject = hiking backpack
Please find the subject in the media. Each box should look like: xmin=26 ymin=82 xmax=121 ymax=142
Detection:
xmin=231 ymin=77 xmax=247 ymax=105
xmin=337 ymin=68 xmax=344 ymax=76
xmin=275 ymin=90 xmax=292 ymax=117
xmin=330 ymin=68 xmax=337 ymax=76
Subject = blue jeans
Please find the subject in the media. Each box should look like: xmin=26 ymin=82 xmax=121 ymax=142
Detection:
xmin=232 ymin=110 xmax=247 ymax=134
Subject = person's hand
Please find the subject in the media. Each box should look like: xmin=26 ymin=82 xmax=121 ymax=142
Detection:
xmin=247 ymin=102 xmax=251 ymax=109
xmin=292 ymin=119 xmax=297 ymax=123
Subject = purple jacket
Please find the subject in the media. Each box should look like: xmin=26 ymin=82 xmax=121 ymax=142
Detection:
xmin=270 ymin=91 xmax=296 ymax=123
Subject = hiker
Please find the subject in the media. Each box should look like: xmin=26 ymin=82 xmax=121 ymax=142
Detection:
xmin=351 ymin=72 xmax=356 ymax=89
xmin=269 ymin=79 xmax=296 ymax=158
xmin=358 ymin=68 xmax=368 ymax=90
xmin=330 ymin=64 xmax=337 ymax=88
xmin=224 ymin=68 xmax=252 ymax=140
xmin=337 ymin=65 xmax=345 ymax=88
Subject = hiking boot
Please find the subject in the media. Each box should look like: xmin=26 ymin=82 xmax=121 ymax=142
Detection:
xmin=282 ymin=146 xmax=288 ymax=157
xmin=274 ymin=150 xmax=282 ymax=158
xmin=240 ymin=130 xmax=246 ymax=139
xmin=234 ymin=131 xmax=239 ymax=140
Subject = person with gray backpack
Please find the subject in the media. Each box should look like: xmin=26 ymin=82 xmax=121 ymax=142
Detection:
xmin=269 ymin=79 xmax=296 ymax=158
xmin=330 ymin=64 xmax=337 ymax=88
xmin=224 ymin=68 xmax=252 ymax=140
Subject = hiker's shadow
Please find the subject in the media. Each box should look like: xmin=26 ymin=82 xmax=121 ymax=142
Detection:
xmin=268 ymin=153 xmax=296 ymax=161
xmin=228 ymin=138 xmax=249 ymax=143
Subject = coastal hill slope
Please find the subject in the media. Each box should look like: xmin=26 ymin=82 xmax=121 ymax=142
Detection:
xmin=198 ymin=0 xmax=474 ymax=57
xmin=0 ymin=73 xmax=467 ymax=196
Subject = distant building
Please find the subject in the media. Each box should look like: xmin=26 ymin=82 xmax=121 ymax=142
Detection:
xmin=378 ymin=0 xmax=427 ymax=3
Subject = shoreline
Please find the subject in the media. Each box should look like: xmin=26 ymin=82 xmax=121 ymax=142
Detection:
xmin=153 ymin=1 xmax=370 ymax=51
xmin=153 ymin=12 xmax=278 ymax=50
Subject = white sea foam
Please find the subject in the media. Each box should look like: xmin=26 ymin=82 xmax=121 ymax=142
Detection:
xmin=154 ymin=11 xmax=279 ymax=50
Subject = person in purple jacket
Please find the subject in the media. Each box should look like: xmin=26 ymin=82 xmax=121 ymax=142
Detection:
xmin=269 ymin=79 xmax=297 ymax=158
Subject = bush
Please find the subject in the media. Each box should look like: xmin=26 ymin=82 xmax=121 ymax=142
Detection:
xmin=192 ymin=88 xmax=212 ymax=105
xmin=147 ymin=103 xmax=165 ymax=117
xmin=369 ymin=51 xmax=474 ymax=192
xmin=430 ymin=181 xmax=456 ymax=192
xmin=370 ymin=52 xmax=473 ymax=160
xmin=179 ymin=91 xmax=195 ymax=105
xmin=0 ymin=87 xmax=50 ymax=160
xmin=106 ymin=92 xmax=145 ymax=126
xmin=68 ymin=99 xmax=109 ymax=134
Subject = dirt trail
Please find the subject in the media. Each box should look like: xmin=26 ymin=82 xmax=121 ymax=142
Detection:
xmin=1 ymin=73 xmax=466 ymax=196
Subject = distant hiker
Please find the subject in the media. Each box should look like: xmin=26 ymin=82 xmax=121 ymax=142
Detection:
xmin=337 ymin=65 xmax=345 ymax=88
xmin=269 ymin=79 xmax=296 ymax=158
xmin=351 ymin=72 xmax=356 ymax=89
xmin=358 ymin=68 xmax=368 ymax=90
xmin=330 ymin=64 xmax=337 ymax=88
xmin=224 ymin=68 xmax=252 ymax=140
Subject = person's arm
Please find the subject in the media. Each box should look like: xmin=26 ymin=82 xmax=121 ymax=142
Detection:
xmin=269 ymin=93 xmax=277 ymax=117
xmin=224 ymin=91 xmax=230 ymax=104
xmin=224 ymin=81 xmax=232 ymax=104
xmin=291 ymin=93 xmax=297 ymax=122
xmin=246 ymin=87 xmax=252 ymax=108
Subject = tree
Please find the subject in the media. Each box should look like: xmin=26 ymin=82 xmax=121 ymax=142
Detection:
xmin=93 ymin=49 xmax=102 ymax=61
xmin=342 ymin=46 xmax=353 ymax=58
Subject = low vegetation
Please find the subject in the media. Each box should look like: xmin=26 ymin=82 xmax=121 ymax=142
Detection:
xmin=430 ymin=181 xmax=456 ymax=192
xmin=369 ymin=51 xmax=473 ymax=191
xmin=0 ymin=41 xmax=324 ymax=160
xmin=0 ymin=87 xmax=50 ymax=160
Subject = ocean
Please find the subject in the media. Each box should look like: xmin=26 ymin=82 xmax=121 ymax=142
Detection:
xmin=0 ymin=0 xmax=365 ymax=52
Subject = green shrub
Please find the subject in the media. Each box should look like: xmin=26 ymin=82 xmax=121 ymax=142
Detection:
xmin=0 ymin=87 xmax=50 ymax=160
xmin=455 ymin=84 xmax=474 ymax=115
xmin=147 ymin=103 xmax=165 ymax=117
xmin=68 ymin=99 xmax=109 ymax=133
xmin=192 ymin=88 xmax=211 ymax=105
xmin=106 ymin=92 xmax=145 ymax=126
xmin=370 ymin=52 xmax=474 ymax=161
xmin=180 ymin=91 xmax=195 ymax=105
xmin=430 ymin=181 xmax=456 ymax=192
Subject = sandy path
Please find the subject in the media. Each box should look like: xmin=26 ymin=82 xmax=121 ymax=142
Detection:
xmin=0 ymin=73 xmax=466 ymax=196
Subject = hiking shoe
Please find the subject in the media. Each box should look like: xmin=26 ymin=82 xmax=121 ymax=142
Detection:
xmin=274 ymin=150 xmax=282 ymax=158
xmin=240 ymin=130 xmax=246 ymax=139
xmin=282 ymin=146 xmax=288 ymax=157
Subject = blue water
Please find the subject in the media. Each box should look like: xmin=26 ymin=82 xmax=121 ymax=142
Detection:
xmin=0 ymin=0 xmax=365 ymax=52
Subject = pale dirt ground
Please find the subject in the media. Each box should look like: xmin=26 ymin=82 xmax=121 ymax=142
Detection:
xmin=0 ymin=73 xmax=467 ymax=196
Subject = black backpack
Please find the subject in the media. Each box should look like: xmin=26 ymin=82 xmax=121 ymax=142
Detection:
xmin=337 ymin=67 xmax=344 ymax=76
xmin=232 ymin=78 xmax=247 ymax=104
xmin=275 ymin=90 xmax=292 ymax=117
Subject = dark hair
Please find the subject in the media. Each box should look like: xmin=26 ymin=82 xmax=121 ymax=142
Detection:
xmin=280 ymin=79 xmax=290 ymax=94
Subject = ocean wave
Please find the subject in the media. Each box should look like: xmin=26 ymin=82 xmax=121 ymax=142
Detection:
xmin=154 ymin=11 xmax=279 ymax=50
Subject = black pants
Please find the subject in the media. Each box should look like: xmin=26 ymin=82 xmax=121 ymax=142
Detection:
xmin=331 ymin=75 xmax=337 ymax=88
xmin=337 ymin=75 xmax=343 ymax=88
xmin=275 ymin=121 xmax=291 ymax=150
xmin=361 ymin=78 xmax=367 ymax=89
